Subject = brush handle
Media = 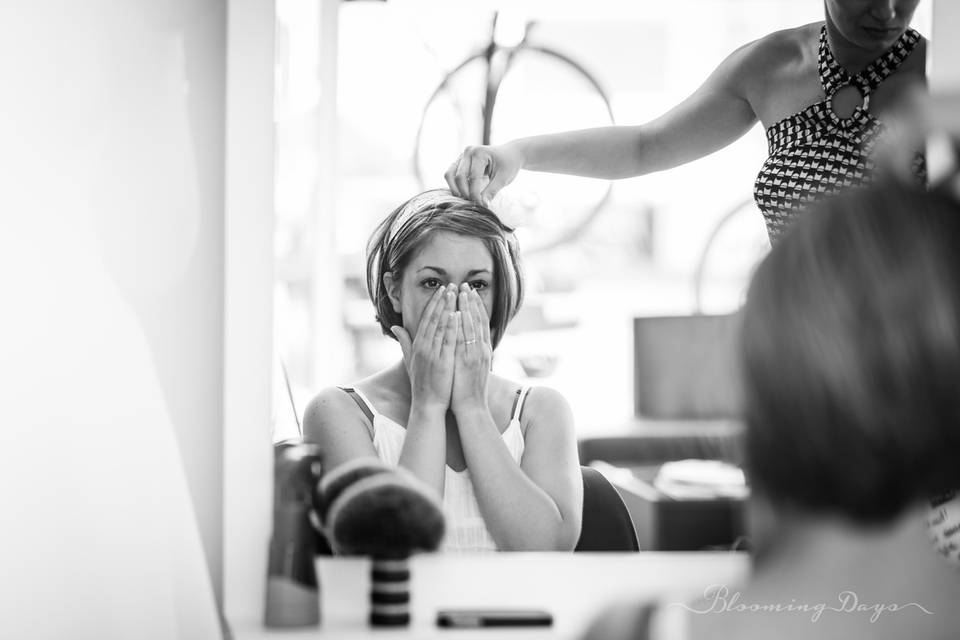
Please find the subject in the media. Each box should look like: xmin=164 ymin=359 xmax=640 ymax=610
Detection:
xmin=369 ymin=556 xmax=411 ymax=626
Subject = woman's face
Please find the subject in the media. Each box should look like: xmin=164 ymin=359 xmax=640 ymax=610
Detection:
xmin=387 ymin=231 xmax=496 ymax=338
xmin=825 ymin=0 xmax=920 ymax=51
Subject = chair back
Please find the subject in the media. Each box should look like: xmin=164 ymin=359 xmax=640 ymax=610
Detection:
xmin=575 ymin=466 xmax=640 ymax=552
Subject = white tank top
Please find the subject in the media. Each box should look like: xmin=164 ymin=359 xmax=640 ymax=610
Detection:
xmin=342 ymin=386 xmax=528 ymax=553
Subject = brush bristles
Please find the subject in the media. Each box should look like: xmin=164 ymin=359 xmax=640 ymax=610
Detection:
xmin=324 ymin=473 xmax=445 ymax=556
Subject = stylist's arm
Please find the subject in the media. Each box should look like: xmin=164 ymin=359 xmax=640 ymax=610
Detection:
xmin=445 ymin=41 xmax=759 ymax=205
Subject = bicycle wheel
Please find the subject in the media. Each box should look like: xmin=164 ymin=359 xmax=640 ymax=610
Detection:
xmin=692 ymin=197 xmax=771 ymax=314
xmin=415 ymin=44 xmax=615 ymax=253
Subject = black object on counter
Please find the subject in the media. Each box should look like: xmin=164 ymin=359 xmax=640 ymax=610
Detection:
xmin=264 ymin=441 xmax=323 ymax=628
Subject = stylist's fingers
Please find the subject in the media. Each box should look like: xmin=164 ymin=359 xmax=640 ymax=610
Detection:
xmin=480 ymin=160 xmax=508 ymax=206
xmin=444 ymin=159 xmax=462 ymax=197
xmin=479 ymin=145 xmax=521 ymax=206
xmin=466 ymin=153 xmax=490 ymax=203
xmin=480 ymin=171 xmax=507 ymax=207
xmin=453 ymin=150 xmax=474 ymax=199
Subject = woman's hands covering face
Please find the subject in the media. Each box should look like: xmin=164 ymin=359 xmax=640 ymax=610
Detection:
xmin=391 ymin=282 xmax=492 ymax=414
xmin=391 ymin=283 xmax=459 ymax=411
xmin=451 ymin=283 xmax=492 ymax=413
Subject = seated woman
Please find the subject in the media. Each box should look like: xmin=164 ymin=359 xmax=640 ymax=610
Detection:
xmin=584 ymin=183 xmax=960 ymax=640
xmin=304 ymin=190 xmax=583 ymax=552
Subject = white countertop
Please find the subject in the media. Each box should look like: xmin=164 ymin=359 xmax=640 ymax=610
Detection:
xmin=230 ymin=551 xmax=750 ymax=639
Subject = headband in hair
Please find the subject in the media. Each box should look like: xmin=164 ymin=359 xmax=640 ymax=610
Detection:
xmin=385 ymin=191 xmax=452 ymax=246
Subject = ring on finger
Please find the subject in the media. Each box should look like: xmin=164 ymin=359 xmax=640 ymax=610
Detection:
xmin=464 ymin=338 xmax=477 ymax=345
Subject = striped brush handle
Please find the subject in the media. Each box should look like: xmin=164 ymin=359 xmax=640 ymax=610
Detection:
xmin=369 ymin=557 xmax=412 ymax=626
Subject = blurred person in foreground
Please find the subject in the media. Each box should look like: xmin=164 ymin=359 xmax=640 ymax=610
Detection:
xmin=583 ymin=182 xmax=960 ymax=640
xmin=304 ymin=190 xmax=582 ymax=552
xmin=447 ymin=0 xmax=927 ymax=242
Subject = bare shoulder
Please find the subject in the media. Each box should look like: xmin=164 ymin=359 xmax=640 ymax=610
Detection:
xmin=487 ymin=375 xmax=573 ymax=432
xmin=702 ymin=22 xmax=818 ymax=108
xmin=731 ymin=23 xmax=823 ymax=125
xmin=752 ymin=22 xmax=820 ymax=56
xmin=735 ymin=22 xmax=819 ymax=79
xmin=523 ymin=385 xmax=571 ymax=414
xmin=302 ymin=386 xmax=359 ymax=436
xmin=302 ymin=385 xmax=380 ymax=468
xmin=521 ymin=385 xmax=575 ymax=433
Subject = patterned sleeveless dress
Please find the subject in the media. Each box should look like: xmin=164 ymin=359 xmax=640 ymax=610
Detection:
xmin=754 ymin=26 xmax=924 ymax=241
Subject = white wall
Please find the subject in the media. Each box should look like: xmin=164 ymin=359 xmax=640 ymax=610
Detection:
xmin=930 ymin=0 xmax=960 ymax=88
xmin=927 ymin=0 xmax=960 ymax=183
xmin=223 ymin=0 xmax=277 ymax=626
xmin=0 ymin=0 xmax=228 ymax=605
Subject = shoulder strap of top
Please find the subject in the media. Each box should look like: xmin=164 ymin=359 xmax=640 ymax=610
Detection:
xmin=817 ymin=26 xmax=920 ymax=97
xmin=338 ymin=386 xmax=376 ymax=439
xmin=855 ymin=27 xmax=920 ymax=95
xmin=819 ymin=25 xmax=921 ymax=98
xmin=510 ymin=386 xmax=533 ymax=423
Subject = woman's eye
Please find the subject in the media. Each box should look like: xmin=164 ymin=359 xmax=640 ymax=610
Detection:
xmin=469 ymin=281 xmax=489 ymax=292
xmin=421 ymin=278 xmax=443 ymax=290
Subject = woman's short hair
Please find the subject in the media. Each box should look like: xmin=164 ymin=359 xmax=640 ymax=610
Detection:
xmin=366 ymin=190 xmax=524 ymax=349
xmin=741 ymin=184 xmax=960 ymax=523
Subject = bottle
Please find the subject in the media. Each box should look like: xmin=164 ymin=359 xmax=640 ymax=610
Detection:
xmin=264 ymin=441 xmax=323 ymax=627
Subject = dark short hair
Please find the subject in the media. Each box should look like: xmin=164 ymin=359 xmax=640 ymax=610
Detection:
xmin=365 ymin=190 xmax=524 ymax=349
xmin=741 ymin=184 xmax=960 ymax=523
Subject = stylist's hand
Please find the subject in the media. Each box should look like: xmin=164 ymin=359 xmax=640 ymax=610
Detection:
xmin=451 ymin=283 xmax=492 ymax=414
xmin=391 ymin=283 xmax=460 ymax=412
xmin=445 ymin=143 xmax=522 ymax=206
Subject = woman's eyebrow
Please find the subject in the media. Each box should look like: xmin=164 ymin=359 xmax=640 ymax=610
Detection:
xmin=417 ymin=266 xmax=492 ymax=276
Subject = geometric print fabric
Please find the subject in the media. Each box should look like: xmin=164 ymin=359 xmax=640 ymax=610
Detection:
xmin=754 ymin=26 xmax=924 ymax=241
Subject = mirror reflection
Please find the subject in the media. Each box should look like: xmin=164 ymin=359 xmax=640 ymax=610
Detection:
xmin=268 ymin=0 xmax=955 ymax=592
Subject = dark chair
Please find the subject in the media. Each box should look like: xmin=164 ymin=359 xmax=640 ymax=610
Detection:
xmin=575 ymin=465 xmax=640 ymax=552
